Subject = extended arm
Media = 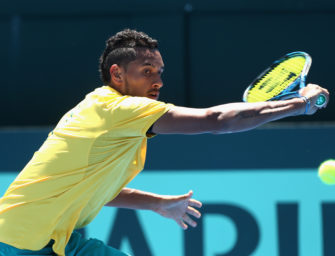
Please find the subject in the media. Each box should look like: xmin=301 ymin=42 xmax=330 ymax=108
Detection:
xmin=152 ymin=84 xmax=329 ymax=134
xmin=106 ymin=188 xmax=202 ymax=230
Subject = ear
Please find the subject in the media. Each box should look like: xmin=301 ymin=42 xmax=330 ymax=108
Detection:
xmin=109 ymin=64 xmax=124 ymax=86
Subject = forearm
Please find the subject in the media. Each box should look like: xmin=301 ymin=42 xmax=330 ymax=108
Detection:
xmin=105 ymin=188 xmax=161 ymax=211
xmin=208 ymin=97 xmax=305 ymax=134
xmin=152 ymin=83 xmax=327 ymax=135
xmin=107 ymin=189 xmax=202 ymax=230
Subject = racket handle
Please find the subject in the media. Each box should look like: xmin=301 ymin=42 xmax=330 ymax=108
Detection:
xmin=316 ymin=94 xmax=327 ymax=107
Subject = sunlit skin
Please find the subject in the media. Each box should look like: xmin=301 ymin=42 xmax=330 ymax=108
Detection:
xmin=104 ymin=46 xmax=329 ymax=232
xmin=107 ymin=49 xmax=203 ymax=230
xmin=109 ymin=49 xmax=164 ymax=100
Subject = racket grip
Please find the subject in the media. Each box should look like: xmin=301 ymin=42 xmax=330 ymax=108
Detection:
xmin=316 ymin=94 xmax=327 ymax=107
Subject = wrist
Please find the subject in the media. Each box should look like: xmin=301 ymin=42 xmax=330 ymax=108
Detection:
xmin=151 ymin=195 xmax=165 ymax=213
xmin=152 ymin=196 xmax=171 ymax=217
xmin=299 ymin=96 xmax=311 ymax=115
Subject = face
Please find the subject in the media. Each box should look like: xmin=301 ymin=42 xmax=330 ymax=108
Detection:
xmin=119 ymin=49 xmax=164 ymax=100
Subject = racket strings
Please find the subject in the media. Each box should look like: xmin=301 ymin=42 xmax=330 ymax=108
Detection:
xmin=247 ymin=56 xmax=306 ymax=102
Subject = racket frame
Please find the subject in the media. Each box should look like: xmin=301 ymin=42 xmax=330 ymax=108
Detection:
xmin=242 ymin=51 xmax=312 ymax=102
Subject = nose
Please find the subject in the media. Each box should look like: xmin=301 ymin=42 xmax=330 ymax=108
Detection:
xmin=153 ymin=77 xmax=163 ymax=89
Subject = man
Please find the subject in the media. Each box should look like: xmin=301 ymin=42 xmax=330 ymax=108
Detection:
xmin=0 ymin=29 xmax=329 ymax=255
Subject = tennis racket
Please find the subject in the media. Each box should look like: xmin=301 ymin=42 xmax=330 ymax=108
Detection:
xmin=242 ymin=51 xmax=327 ymax=108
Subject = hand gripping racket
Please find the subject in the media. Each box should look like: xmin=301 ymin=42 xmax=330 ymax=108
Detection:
xmin=243 ymin=51 xmax=327 ymax=108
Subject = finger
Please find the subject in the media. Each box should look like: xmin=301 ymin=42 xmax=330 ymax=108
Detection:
xmin=178 ymin=190 xmax=193 ymax=201
xmin=187 ymin=206 xmax=201 ymax=218
xmin=185 ymin=190 xmax=193 ymax=199
xmin=321 ymin=88 xmax=330 ymax=108
xmin=183 ymin=214 xmax=197 ymax=228
xmin=177 ymin=219 xmax=188 ymax=230
xmin=188 ymin=199 xmax=202 ymax=208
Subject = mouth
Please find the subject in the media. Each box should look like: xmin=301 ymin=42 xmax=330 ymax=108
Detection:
xmin=148 ymin=91 xmax=159 ymax=100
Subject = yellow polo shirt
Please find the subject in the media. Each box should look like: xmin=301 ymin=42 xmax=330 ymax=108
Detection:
xmin=0 ymin=86 xmax=173 ymax=256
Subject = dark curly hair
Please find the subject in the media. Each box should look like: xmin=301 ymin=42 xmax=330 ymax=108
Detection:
xmin=99 ymin=29 xmax=159 ymax=84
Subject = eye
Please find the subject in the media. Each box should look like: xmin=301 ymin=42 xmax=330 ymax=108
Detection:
xmin=144 ymin=69 xmax=151 ymax=75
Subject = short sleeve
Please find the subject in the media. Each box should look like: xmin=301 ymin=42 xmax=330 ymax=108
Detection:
xmin=109 ymin=96 xmax=174 ymax=136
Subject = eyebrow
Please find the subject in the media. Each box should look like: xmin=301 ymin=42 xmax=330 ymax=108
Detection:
xmin=142 ymin=62 xmax=153 ymax=67
xmin=142 ymin=62 xmax=165 ymax=72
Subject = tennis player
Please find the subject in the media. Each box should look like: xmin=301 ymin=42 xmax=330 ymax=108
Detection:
xmin=0 ymin=29 xmax=329 ymax=256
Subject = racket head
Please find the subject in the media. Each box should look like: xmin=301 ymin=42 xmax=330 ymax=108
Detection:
xmin=243 ymin=52 xmax=312 ymax=103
